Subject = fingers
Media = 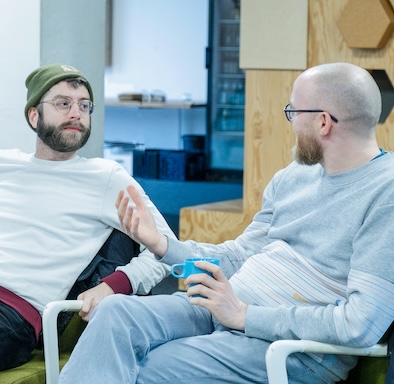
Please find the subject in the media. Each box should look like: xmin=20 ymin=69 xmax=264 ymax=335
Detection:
xmin=185 ymin=273 xmax=215 ymax=294
xmin=121 ymin=203 xmax=136 ymax=235
xmin=76 ymin=290 xmax=95 ymax=321
xmin=194 ymin=261 xmax=224 ymax=280
xmin=115 ymin=189 xmax=124 ymax=209
xmin=116 ymin=191 xmax=130 ymax=229
xmin=116 ymin=186 xmax=144 ymax=233
xmin=184 ymin=263 xmax=227 ymax=301
xmin=77 ymin=283 xmax=115 ymax=322
xmin=126 ymin=185 xmax=146 ymax=212
xmin=187 ymin=282 xmax=212 ymax=301
xmin=77 ymin=298 xmax=92 ymax=322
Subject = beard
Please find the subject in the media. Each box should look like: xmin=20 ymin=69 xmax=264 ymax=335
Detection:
xmin=36 ymin=116 xmax=91 ymax=153
xmin=292 ymin=130 xmax=323 ymax=165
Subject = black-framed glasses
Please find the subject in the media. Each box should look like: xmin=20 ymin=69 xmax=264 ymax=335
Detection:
xmin=284 ymin=103 xmax=338 ymax=123
xmin=37 ymin=97 xmax=95 ymax=116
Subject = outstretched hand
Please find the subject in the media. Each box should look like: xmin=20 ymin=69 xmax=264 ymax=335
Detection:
xmin=116 ymin=185 xmax=168 ymax=256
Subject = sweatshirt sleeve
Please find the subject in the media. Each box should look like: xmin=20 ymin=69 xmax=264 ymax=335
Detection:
xmin=161 ymin=196 xmax=275 ymax=280
xmin=159 ymin=173 xmax=279 ymax=278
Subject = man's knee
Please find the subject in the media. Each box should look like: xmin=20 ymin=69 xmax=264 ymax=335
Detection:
xmin=90 ymin=294 xmax=137 ymax=324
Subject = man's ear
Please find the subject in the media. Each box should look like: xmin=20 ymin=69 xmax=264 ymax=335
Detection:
xmin=28 ymin=107 xmax=38 ymax=129
xmin=319 ymin=112 xmax=334 ymax=137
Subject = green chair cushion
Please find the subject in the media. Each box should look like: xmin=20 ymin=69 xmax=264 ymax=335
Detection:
xmin=343 ymin=356 xmax=389 ymax=384
xmin=358 ymin=356 xmax=390 ymax=384
xmin=0 ymin=349 xmax=73 ymax=384
xmin=0 ymin=314 xmax=85 ymax=384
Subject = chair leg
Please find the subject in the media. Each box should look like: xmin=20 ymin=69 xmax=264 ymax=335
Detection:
xmin=42 ymin=300 xmax=83 ymax=384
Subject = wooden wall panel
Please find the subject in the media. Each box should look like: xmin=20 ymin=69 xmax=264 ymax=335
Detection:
xmin=179 ymin=199 xmax=252 ymax=243
xmin=243 ymin=70 xmax=299 ymax=214
xmin=308 ymin=0 xmax=348 ymax=66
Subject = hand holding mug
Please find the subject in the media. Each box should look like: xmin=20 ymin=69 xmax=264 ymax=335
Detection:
xmin=171 ymin=257 xmax=220 ymax=297
xmin=172 ymin=257 xmax=247 ymax=331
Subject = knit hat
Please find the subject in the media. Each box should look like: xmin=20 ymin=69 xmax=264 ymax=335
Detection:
xmin=24 ymin=64 xmax=94 ymax=129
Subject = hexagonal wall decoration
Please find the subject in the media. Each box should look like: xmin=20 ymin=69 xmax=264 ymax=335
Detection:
xmin=337 ymin=0 xmax=394 ymax=48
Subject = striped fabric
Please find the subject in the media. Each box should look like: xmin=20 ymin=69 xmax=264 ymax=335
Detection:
xmin=229 ymin=240 xmax=347 ymax=308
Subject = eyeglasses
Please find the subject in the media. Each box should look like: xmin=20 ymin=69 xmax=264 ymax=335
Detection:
xmin=37 ymin=97 xmax=95 ymax=116
xmin=284 ymin=103 xmax=338 ymax=123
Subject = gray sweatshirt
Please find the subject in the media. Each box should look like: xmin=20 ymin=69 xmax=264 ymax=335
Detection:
xmin=161 ymin=153 xmax=394 ymax=382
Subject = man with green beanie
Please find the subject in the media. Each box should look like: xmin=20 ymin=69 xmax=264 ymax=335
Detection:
xmin=0 ymin=63 xmax=176 ymax=370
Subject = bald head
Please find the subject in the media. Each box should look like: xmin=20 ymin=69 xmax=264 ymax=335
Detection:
xmin=295 ymin=63 xmax=382 ymax=133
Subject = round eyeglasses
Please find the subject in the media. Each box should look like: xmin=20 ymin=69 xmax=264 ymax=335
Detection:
xmin=37 ymin=97 xmax=95 ymax=116
xmin=284 ymin=103 xmax=338 ymax=123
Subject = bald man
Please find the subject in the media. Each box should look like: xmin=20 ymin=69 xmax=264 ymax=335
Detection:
xmin=60 ymin=63 xmax=394 ymax=384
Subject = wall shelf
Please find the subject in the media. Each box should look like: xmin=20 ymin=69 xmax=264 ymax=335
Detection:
xmin=105 ymin=98 xmax=206 ymax=110
xmin=105 ymin=99 xmax=207 ymax=150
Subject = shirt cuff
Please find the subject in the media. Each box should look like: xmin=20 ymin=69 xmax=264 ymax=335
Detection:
xmin=101 ymin=271 xmax=132 ymax=295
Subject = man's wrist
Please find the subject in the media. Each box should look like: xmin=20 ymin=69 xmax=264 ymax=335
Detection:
xmin=152 ymin=234 xmax=169 ymax=257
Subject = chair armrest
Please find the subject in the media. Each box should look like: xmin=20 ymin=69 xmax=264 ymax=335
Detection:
xmin=266 ymin=339 xmax=388 ymax=384
xmin=42 ymin=300 xmax=83 ymax=384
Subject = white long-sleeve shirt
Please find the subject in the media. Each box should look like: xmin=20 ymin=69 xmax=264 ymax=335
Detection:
xmin=0 ymin=149 xmax=175 ymax=314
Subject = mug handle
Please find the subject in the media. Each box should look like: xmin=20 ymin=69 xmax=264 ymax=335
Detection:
xmin=171 ymin=263 xmax=185 ymax=278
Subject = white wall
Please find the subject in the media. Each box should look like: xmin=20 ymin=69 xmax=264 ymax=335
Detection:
xmin=106 ymin=0 xmax=209 ymax=102
xmin=0 ymin=0 xmax=106 ymax=158
xmin=0 ymin=0 xmax=40 ymax=152
xmin=40 ymin=0 xmax=106 ymax=158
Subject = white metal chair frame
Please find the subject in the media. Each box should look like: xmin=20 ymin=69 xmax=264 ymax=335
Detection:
xmin=42 ymin=300 xmax=83 ymax=384
xmin=266 ymin=339 xmax=388 ymax=384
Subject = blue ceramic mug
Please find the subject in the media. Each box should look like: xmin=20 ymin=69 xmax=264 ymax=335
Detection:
xmin=171 ymin=257 xmax=220 ymax=296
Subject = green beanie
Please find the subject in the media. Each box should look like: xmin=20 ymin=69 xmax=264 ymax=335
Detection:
xmin=24 ymin=63 xmax=94 ymax=129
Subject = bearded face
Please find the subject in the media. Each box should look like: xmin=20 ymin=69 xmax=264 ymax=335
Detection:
xmin=292 ymin=128 xmax=323 ymax=165
xmin=36 ymin=114 xmax=91 ymax=153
